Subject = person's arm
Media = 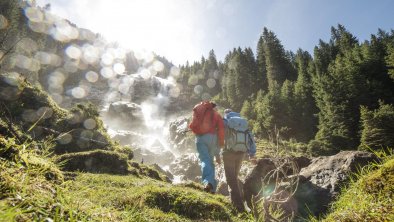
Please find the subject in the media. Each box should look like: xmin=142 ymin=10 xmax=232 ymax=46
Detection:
xmin=248 ymin=131 xmax=257 ymax=163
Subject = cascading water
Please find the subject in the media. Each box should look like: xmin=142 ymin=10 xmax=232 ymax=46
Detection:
xmin=100 ymin=72 xmax=188 ymax=174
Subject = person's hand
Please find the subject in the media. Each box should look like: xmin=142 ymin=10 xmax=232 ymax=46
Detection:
xmin=249 ymin=156 xmax=257 ymax=165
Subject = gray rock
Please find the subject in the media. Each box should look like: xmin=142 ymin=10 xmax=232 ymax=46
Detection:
xmin=243 ymin=158 xmax=277 ymax=207
xmin=299 ymin=151 xmax=379 ymax=194
xmin=168 ymin=117 xmax=194 ymax=153
xmin=133 ymin=148 xmax=175 ymax=167
xmin=151 ymin=163 xmax=174 ymax=182
xmin=216 ymin=181 xmax=230 ymax=196
xmin=107 ymin=101 xmax=143 ymax=122
xmin=243 ymin=151 xmax=379 ymax=219
xmin=110 ymin=130 xmax=143 ymax=145
xmin=169 ymin=154 xmax=201 ymax=182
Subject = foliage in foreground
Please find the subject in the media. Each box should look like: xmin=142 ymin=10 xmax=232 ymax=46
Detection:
xmin=0 ymin=137 xmax=247 ymax=222
xmin=316 ymin=152 xmax=394 ymax=221
xmin=0 ymin=137 xmax=82 ymax=221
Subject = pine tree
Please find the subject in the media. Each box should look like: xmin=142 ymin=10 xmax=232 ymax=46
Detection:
xmin=387 ymin=43 xmax=394 ymax=80
xmin=279 ymin=80 xmax=297 ymax=139
xmin=241 ymin=100 xmax=254 ymax=120
xmin=244 ymin=47 xmax=259 ymax=96
xmin=225 ymin=49 xmax=238 ymax=108
xmin=256 ymin=36 xmax=268 ymax=91
xmin=261 ymin=27 xmax=295 ymax=90
xmin=359 ymin=102 xmax=394 ymax=151
xmin=222 ymin=48 xmax=256 ymax=110
xmin=313 ymin=47 xmax=364 ymax=152
xmin=254 ymin=82 xmax=286 ymax=139
xmin=294 ymin=49 xmax=317 ymax=141
xmin=203 ymin=49 xmax=220 ymax=96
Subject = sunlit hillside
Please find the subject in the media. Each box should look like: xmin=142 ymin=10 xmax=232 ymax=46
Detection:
xmin=1 ymin=1 xmax=394 ymax=221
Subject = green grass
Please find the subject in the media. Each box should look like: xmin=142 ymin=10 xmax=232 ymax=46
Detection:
xmin=0 ymin=137 xmax=248 ymax=221
xmin=314 ymin=153 xmax=394 ymax=222
xmin=255 ymin=138 xmax=311 ymax=158
xmin=65 ymin=173 xmax=238 ymax=221
xmin=0 ymin=137 xmax=81 ymax=221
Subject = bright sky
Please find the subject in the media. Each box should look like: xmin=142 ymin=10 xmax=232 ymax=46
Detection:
xmin=36 ymin=0 xmax=394 ymax=65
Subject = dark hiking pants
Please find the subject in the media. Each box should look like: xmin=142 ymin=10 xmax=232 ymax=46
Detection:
xmin=223 ymin=151 xmax=245 ymax=212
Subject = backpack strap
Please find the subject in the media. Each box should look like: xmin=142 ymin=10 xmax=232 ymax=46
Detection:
xmin=200 ymin=103 xmax=215 ymax=130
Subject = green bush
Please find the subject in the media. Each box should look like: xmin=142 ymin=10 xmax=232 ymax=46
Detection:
xmin=359 ymin=102 xmax=394 ymax=152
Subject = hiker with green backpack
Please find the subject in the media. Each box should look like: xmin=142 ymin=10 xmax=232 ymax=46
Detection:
xmin=188 ymin=101 xmax=225 ymax=194
xmin=222 ymin=109 xmax=256 ymax=212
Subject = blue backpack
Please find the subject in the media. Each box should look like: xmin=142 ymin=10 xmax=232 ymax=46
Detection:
xmin=224 ymin=112 xmax=250 ymax=152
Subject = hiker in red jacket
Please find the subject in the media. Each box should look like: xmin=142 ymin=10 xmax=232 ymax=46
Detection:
xmin=189 ymin=101 xmax=224 ymax=193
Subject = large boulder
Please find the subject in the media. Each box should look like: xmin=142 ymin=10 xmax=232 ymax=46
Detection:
xmin=243 ymin=158 xmax=278 ymax=207
xmin=106 ymin=101 xmax=144 ymax=125
xmin=169 ymin=154 xmax=201 ymax=182
xmin=299 ymin=151 xmax=379 ymax=194
xmin=133 ymin=147 xmax=175 ymax=167
xmin=109 ymin=129 xmax=143 ymax=146
xmin=294 ymin=151 xmax=379 ymax=217
xmin=168 ymin=117 xmax=194 ymax=153
xmin=243 ymin=151 xmax=380 ymax=219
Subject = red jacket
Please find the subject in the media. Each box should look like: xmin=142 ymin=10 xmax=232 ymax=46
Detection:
xmin=207 ymin=110 xmax=225 ymax=147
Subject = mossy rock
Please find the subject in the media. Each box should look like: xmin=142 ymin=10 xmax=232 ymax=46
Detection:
xmin=144 ymin=187 xmax=233 ymax=220
xmin=56 ymin=150 xmax=129 ymax=174
xmin=0 ymin=73 xmax=125 ymax=155
xmin=129 ymin=161 xmax=169 ymax=182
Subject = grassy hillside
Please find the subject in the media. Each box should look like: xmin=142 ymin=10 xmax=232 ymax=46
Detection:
xmin=1 ymin=74 xmax=393 ymax=221
xmin=0 ymin=136 xmax=247 ymax=222
xmin=0 ymin=74 xmax=245 ymax=221
xmin=315 ymin=152 xmax=394 ymax=221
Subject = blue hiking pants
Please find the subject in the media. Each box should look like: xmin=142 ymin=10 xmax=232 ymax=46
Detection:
xmin=196 ymin=133 xmax=220 ymax=191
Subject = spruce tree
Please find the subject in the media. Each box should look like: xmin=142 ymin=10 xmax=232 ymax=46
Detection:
xmin=261 ymin=27 xmax=295 ymax=90
xmin=244 ymin=47 xmax=259 ymax=96
xmin=313 ymin=47 xmax=364 ymax=152
xmin=279 ymin=80 xmax=297 ymax=139
xmin=359 ymin=102 xmax=394 ymax=151
xmin=386 ymin=44 xmax=394 ymax=80
xmin=294 ymin=49 xmax=317 ymax=142
xmin=256 ymin=36 xmax=268 ymax=91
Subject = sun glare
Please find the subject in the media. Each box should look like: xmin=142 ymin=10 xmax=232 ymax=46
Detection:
xmin=37 ymin=0 xmax=205 ymax=65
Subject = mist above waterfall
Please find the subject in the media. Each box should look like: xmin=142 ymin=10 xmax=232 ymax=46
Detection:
xmin=99 ymin=63 xmax=189 ymax=171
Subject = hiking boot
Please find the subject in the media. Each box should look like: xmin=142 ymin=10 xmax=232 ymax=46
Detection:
xmin=204 ymin=183 xmax=214 ymax=194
